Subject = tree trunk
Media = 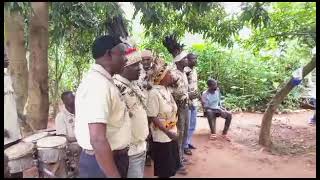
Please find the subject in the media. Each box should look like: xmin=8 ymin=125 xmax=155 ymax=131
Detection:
xmin=4 ymin=10 xmax=33 ymax=135
xmin=259 ymin=55 xmax=316 ymax=148
xmin=26 ymin=2 xmax=49 ymax=130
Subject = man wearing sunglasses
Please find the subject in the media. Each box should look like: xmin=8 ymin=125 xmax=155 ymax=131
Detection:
xmin=75 ymin=35 xmax=131 ymax=178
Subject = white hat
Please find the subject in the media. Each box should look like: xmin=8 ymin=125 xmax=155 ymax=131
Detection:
xmin=173 ymin=51 xmax=188 ymax=63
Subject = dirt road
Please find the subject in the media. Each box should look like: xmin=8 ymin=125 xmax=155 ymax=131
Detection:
xmin=35 ymin=110 xmax=316 ymax=178
xmin=144 ymin=110 xmax=316 ymax=178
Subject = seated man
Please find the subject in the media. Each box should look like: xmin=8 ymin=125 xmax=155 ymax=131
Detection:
xmin=201 ymin=79 xmax=232 ymax=141
xmin=55 ymin=91 xmax=81 ymax=175
xmin=55 ymin=91 xmax=76 ymax=142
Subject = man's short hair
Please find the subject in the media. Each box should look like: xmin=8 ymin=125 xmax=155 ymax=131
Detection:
xmin=207 ymin=79 xmax=217 ymax=86
xmin=92 ymin=35 xmax=122 ymax=59
xmin=187 ymin=53 xmax=197 ymax=59
xmin=61 ymin=91 xmax=73 ymax=101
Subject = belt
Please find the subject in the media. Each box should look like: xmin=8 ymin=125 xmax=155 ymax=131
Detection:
xmin=83 ymin=149 xmax=95 ymax=155
xmin=83 ymin=146 xmax=129 ymax=156
xmin=113 ymin=146 xmax=129 ymax=156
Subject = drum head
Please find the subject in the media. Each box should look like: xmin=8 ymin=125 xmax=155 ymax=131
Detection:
xmin=22 ymin=131 xmax=49 ymax=143
xmin=37 ymin=136 xmax=67 ymax=148
xmin=4 ymin=142 xmax=34 ymax=160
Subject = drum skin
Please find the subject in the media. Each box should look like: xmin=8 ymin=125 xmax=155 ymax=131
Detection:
xmin=4 ymin=142 xmax=35 ymax=174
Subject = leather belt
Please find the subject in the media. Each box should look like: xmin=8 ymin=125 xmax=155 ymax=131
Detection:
xmin=83 ymin=146 xmax=129 ymax=156
xmin=113 ymin=146 xmax=129 ymax=156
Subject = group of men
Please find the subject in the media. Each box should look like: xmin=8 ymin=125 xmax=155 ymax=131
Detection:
xmin=69 ymin=35 xmax=203 ymax=178
xmin=4 ymin=34 xmax=233 ymax=178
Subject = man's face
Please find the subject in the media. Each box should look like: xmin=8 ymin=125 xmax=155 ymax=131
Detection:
xmin=177 ymin=57 xmax=188 ymax=68
xmin=141 ymin=56 xmax=153 ymax=70
xmin=125 ymin=62 xmax=141 ymax=81
xmin=109 ymin=43 xmax=128 ymax=74
xmin=64 ymin=93 xmax=75 ymax=109
xmin=188 ymin=55 xmax=197 ymax=67
xmin=208 ymin=82 xmax=218 ymax=92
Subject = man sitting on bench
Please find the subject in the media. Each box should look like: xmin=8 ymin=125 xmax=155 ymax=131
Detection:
xmin=201 ymin=79 xmax=232 ymax=141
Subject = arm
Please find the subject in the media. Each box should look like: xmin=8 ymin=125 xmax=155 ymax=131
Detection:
xmin=201 ymin=92 xmax=209 ymax=110
xmin=89 ymin=123 xmax=120 ymax=178
xmin=148 ymin=117 xmax=177 ymax=140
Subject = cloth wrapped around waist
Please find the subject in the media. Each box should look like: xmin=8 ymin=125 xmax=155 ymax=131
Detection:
xmin=153 ymin=118 xmax=177 ymax=130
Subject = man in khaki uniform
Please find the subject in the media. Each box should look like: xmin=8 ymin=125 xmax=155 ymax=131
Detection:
xmin=113 ymin=49 xmax=149 ymax=178
xmin=138 ymin=49 xmax=156 ymax=166
xmin=170 ymin=51 xmax=196 ymax=169
xmin=55 ymin=91 xmax=81 ymax=176
xmin=183 ymin=53 xmax=199 ymax=155
xmin=4 ymin=48 xmax=23 ymax=178
xmin=75 ymin=35 xmax=131 ymax=178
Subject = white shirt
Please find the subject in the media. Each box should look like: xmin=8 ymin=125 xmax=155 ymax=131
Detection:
xmin=75 ymin=64 xmax=131 ymax=151
xmin=4 ymin=68 xmax=22 ymax=145
xmin=55 ymin=107 xmax=76 ymax=140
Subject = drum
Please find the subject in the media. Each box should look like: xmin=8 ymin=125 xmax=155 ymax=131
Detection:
xmin=4 ymin=142 xmax=35 ymax=174
xmin=22 ymin=131 xmax=49 ymax=143
xmin=36 ymin=136 xmax=67 ymax=178
xmin=66 ymin=142 xmax=82 ymax=177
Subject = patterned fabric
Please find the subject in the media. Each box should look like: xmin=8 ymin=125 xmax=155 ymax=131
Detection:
xmin=113 ymin=74 xmax=149 ymax=156
xmin=170 ymin=66 xmax=189 ymax=103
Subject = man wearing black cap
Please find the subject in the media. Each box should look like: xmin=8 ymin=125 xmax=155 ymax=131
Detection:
xmin=75 ymin=35 xmax=130 ymax=178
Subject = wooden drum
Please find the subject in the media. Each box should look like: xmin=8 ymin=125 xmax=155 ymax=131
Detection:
xmin=4 ymin=142 xmax=35 ymax=174
xmin=36 ymin=136 xmax=67 ymax=178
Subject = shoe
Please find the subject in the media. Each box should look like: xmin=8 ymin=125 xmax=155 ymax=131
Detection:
xmin=184 ymin=148 xmax=192 ymax=156
xmin=188 ymin=144 xmax=196 ymax=149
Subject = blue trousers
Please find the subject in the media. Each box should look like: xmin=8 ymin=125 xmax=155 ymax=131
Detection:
xmin=184 ymin=105 xmax=197 ymax=148
xmin=79 ymin=151 xmax=106 ymax=178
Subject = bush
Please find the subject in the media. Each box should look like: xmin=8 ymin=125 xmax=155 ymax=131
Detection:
xmin=190 ymin=42 xmax=309 ymax=112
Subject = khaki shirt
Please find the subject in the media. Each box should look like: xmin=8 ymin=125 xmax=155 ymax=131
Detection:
xmin=4 ymin=69 xmax=22 ymax=145
xmin=185 ymin=67 xmax=198 ymax=106
xmin=55 ymin=107 xmax=76 ymax=141
xmin=113 ymin=75 xmax=149 ymax=156
xmin=75 ymin=64 xmax=131 ymax=151
xmin=147 ymin=85 xmax=178 ymax=143
xmin=171 ymin=67 xmax=189 ymax=103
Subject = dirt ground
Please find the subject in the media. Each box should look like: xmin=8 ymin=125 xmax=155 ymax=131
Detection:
xmin=26 ymin=110 xmax=316 ymax=178
xmin=144 ymin=110 xmax=316 ymax=178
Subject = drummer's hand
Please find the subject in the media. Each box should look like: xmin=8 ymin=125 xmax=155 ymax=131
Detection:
xmin=4 ymin=129 xmax=9 ymax=138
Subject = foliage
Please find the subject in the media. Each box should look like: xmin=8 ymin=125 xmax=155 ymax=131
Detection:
xmin=190 ymin=40 xmax=310 ymax=112
xmin=239 ymin=2 xmax=316 ymax=53
xmin=132 ymin=2 xmax=242 ymax=48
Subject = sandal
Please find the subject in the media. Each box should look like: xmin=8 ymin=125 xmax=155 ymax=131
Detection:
xmin=209 ymin=134 xmax=217 ymax=141
xmin=184 ymin=148 xmax=192 ymax=156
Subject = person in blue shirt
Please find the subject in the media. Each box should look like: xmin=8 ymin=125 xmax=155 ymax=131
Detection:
xmin=201 ymin=79 xmax=232 ymax=141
